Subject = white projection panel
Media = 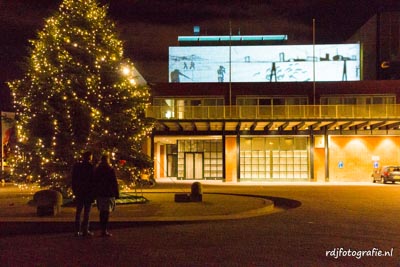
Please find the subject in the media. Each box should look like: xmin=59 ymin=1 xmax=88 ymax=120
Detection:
xmin=169 ymin=44 xmax=360 ymax=83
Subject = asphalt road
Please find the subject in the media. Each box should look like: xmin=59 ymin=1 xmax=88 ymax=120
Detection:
xmin=1 ymin=182 xmax=399 ymax=266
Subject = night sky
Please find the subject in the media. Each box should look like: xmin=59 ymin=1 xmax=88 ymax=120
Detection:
xmin=0 ymin=0 xmax=397 ymax=110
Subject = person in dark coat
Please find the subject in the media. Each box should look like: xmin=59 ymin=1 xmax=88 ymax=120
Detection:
xmin=71 ymin=151 xmax=95 ymax=237
xmin=94 ymin=154 xmax=119 ymax=237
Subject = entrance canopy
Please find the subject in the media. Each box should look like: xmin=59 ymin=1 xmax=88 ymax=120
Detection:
xmin=147 ymin=105 xmax=400 ymax=135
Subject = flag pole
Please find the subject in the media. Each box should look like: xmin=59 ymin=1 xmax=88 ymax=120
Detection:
xmin=313 ymin=18 xmax=316 ymax=105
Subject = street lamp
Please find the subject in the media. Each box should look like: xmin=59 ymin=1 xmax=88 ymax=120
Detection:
xmin=121 ymin=65 xmax=137 ymax=86
xmin=121 ymin=66 xmax=131 ymax=76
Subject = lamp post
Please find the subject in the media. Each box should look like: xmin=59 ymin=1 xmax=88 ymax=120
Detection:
xmin=313 ymin=18 xmax=316 ymax=105
xmin=0 ymin=113 xmax=2 ymax=172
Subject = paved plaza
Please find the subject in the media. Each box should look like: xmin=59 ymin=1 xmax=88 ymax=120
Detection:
xmin=0 ymin=180 xmax=399 ymax=266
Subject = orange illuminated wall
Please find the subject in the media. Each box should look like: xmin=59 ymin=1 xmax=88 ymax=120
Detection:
xmin=153 ymin=144 xmax=166 ymax=179
xmin=153 ymin=144 xmax=159 ymax=179
xmin=225 ymin=136 xmax=237 ymax=182
xmin=329 ymin=136 xmax=400 ymax=182
xmin=159 ymin=145 xmax=165 ymax=178
xmin=314 ymin=148 xmax=326 ymax=182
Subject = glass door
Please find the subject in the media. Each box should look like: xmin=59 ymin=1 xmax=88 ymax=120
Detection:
xmin=185 ymin=152 xmax=203 ymax=179
xmin=167 ymin=155 xmax=177 ymax=177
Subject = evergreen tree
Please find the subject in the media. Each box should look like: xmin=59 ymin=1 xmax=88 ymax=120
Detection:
xmin=8 ymin=0 xmax=154 ymax=189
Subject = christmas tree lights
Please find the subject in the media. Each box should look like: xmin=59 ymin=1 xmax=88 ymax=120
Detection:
xmin=8 ymin=0 xmax=154 ymax=189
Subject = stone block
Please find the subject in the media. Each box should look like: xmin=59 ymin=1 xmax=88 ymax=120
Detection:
xmin=174 ymin=193 xmax=190 ymax=202
xmin=33 ymin=189 xmax=63 ymax=216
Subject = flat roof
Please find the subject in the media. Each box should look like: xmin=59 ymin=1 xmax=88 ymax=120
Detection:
xmin=178 ymin=35 xmax=288 ymax=43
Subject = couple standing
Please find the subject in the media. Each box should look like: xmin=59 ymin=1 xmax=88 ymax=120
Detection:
xmin=71 ymin=152 xmax=119 ymax=237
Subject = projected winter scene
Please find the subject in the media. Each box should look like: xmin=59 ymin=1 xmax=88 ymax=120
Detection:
xmin=169 ymin=44 xmax=360 ymax=83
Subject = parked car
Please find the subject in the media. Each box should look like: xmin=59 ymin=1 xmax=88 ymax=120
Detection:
xmin=372 ymin=166 xmax=400 ymax=184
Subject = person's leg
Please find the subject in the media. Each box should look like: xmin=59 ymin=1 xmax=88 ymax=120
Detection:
xmin=99 ymin=210 xmax=106 ymax=232
xmin=100 ymin=210 xmax=111 ymax=236
xmin=81 ymin=200 xmax=93 ymax=236
xmin=74 ymin=198 xmax=84 ymax=235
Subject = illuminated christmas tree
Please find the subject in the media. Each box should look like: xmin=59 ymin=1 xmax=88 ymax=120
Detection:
xmin=8 ymin=0 xmax=154 ymax=189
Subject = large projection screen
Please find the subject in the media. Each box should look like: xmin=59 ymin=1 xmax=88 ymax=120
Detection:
xmin=169 ymin=44 xmax=360 ymax=82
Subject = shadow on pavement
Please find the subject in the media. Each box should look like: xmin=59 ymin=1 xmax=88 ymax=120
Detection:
xmin=210 ymin=192 xmax=302 ymax=209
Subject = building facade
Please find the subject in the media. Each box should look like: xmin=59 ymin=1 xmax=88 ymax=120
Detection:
xmin=147 ymin=81 xmax=400 ymax=183
xmin=349 ymin=10 xmax=400 ymax=80
xmin=145 ymin=12 xmax=400 ymax=183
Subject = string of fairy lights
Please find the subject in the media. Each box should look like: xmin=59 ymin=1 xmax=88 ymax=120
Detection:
xmin=8 ymin=0 xmax=154 ymax=184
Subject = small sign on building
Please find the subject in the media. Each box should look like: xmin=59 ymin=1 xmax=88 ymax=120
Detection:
xmin=373 ymin=161 xmax=379 ymax=169
xmin=338 ymin=161 xmax=344 ymax=169
xmin=371 ymin=155 xmax=380 ymax=161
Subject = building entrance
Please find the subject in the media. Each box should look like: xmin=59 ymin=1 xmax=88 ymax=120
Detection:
xmin=185 ymin=152 xmax=203 ymax=179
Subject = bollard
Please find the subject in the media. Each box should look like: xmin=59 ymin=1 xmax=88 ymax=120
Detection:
xmin=190 ymin=182 xmax=202 ymax=202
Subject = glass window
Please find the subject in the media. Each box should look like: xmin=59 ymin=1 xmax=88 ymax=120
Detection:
xmin=203 ymin=99 xmax=215 ymax=106
xmin=154 ymin=97 xmax=224 ymax=107
xmin=266 ymin=138 xmax=279 ymax=150
xmin=190 ymin=100 xmax=201 ymax=106
xmin=259 ymin=98 xmax=272 ymax=106
xmin=343 ymin=98 xmax=356 ymax=105
xmin=240 ymin=138 xmax=252 ymax=150
xmin=328 ymin=98 xmax=342 ymax=105
xmin=197 ymin=141 xmax=203 ymax=151
xmin=372 ymin=97 xmax=384 ymax=104
xmin=281 ymin=138 xmax=294 ymax=150
xmin=252 ymin=138 xmax=264 ymax=150
xmin=177 ymin=139 xmax=223 ymax=180
xmin=294 ymin=138 xmax=307 ymax=150
xmin=320 ymin=95 xmax=396 ymax=105
xmin=237 ymin=98 xmax=257 ymax=105
xmin=386 ymin=97 xmax=395 ymax=104
xmin=216 ymin=141 xmax=222 ymax=152
xmin=240 ymin=137 xmax=309 ymax=181
xmin=166 ymin=144 xmax=178 ymax=154
xmin=204 ymin=141 xmax=210 ymax=152
xmin=273 ymin=98 xmax=285 ymax=105
xmin=286 ymin=97 xmax=308 ymax=105
xmin=237 ymin=96 xmax=307 ymax=106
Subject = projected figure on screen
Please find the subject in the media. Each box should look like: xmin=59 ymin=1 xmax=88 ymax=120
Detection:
xmin=342 ymin=59 xmax=347 ymax=81
xmin=190 ymin=61 xmax=195 ymax=70
xmin=170 ymin=69 xmax=191 ymax=82
xmin=217 ymin=66 xmax=226 ymax=82
xmin=268 ymin=62 xmax=277 ymax=82
xmin=183 ymin=62 xmax=188 ymax=70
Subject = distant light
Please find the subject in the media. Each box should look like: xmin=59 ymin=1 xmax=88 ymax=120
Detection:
xmin=193 ymin=26 xmax=200 ymax=36
xmin=381 ymin=61 xmax=390 ymax=69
